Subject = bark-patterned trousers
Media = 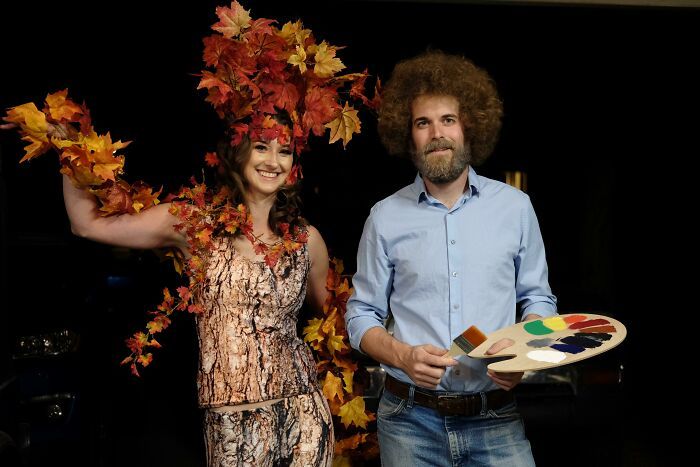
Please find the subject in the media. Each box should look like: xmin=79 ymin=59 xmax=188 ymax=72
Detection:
xmin=203 ymin=389 xmax=333 ymax=467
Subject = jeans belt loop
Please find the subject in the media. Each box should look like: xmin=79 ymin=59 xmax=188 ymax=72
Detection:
xmin=479 ymin=391 xmax=488 ymax=416
xmin=407 ymin=383 xmax=415 ymax=409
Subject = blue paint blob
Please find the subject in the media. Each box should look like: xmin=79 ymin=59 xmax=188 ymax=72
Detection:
xmin=550 ymin=343 xmax=585 ymax=354
xmin=561 ymin=335 xmax=602 ymax=349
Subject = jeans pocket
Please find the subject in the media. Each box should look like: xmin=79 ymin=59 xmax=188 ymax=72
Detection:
xmin=486 ymin=401 xmax=519 ymax=419
xmin=377 ymin=390 xmax=408 ymax=419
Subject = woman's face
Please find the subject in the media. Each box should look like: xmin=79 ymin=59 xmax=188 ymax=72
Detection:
xmin=242 ymin=138 xmax=293 ymax=197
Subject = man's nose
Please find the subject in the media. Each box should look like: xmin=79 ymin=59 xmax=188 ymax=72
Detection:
xmin=430 ymin=124 xmax=443 ymax=139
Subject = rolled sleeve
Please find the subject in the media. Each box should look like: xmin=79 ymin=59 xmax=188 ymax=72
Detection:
xmin=345 ymin=209 xmax=394 ymax=352
xmin=515 ymin=197 xmax=558 ymax=319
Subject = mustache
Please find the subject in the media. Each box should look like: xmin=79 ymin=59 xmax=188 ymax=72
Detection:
xmin=423 ymin=139 xmax=456 ymax=154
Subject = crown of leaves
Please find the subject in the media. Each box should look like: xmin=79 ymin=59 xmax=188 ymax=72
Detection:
xmin=198 ymin=1 xmax=379 ymax=161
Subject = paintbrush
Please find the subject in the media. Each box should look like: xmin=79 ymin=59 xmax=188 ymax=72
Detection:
xmin=447 ymin=325 xmax=487 ymax=357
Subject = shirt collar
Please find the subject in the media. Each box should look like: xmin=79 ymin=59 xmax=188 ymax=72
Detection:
xmin=411 ymin=166 xmax=481 ymax=205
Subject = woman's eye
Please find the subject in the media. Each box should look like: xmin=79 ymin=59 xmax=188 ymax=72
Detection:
xmin=255 ymin=144 xmax=267 ymax=151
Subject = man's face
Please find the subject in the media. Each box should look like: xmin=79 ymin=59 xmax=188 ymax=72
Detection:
xmin=410 ymin=94 xmax=471 ymax=184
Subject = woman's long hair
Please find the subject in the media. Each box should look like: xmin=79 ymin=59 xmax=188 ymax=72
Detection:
xmin=216 ymin=137 xmax=306 ymax=238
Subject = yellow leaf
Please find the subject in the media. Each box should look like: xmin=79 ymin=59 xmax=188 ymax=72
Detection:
xmin=326 ymin=326 xmax=348 ymax=357
xmin=5 ymin=102 xmax=47 ymax=135
xmin=287 ymin=45 xmax=307 ymax=74
xmin=325 ymin=103 xmax=361 ymax=148
xmin=338 ymin=396 xmax=372 ymax=429
xmin=322 ymin=371 xmax=344 ymax=403
xmin=303 ymin=317 xmax=325 ymax=350
xmin=342 ymin=369 xmax=354 ymax=394
xmin=321 ymin=308 xmax=339 ymax=333
xmin=278 ymin=20 xmax=311 ymax=46
xmin=313 ymin=41 xmax=345 ymax=78
xmin=332 ymin=455 xmax=352 ymax=467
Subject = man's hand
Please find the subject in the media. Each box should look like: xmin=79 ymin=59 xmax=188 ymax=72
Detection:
xmin=485 ymin=338 xmax=523 ymax=391
xmin=398 ymin=344 xmax=457 ymax=389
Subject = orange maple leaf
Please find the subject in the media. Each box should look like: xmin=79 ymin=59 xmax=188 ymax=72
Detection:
xmin=334 ymin=433 xmax=368 ymax=455
xmin=302 ymin=86 xmax=340 ymax=136
xmin=45 ymin=89 xmax=83 ymax=122
xmin=212 ymin=1 xmax=251 ymax=38
xmin=146 ymin=315 xmax=171 ymax=334
xmin=204 ymin=152 xmax=220 ymax=167
xmin=325 ymin=102 xmax=361 ymax=148
xmin=195 ymin=226 xmax=213 ymax=246
xmin=137 ymin=353 xmax=153 ymax=367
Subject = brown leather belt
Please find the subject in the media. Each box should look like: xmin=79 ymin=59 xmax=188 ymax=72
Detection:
xmin=384 ymin=375 xmax=515 ymax=417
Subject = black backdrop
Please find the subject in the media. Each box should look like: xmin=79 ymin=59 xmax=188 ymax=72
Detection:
xmin=1 ymin=1 xmax=695 ymax=465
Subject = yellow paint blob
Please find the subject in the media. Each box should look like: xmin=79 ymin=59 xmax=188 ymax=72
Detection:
xmin=543 ymin=316 xmax=567 ymax=331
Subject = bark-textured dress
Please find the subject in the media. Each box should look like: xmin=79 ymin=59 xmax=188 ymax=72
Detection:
xmin=197 ymin=236 xmax=333 ymax=466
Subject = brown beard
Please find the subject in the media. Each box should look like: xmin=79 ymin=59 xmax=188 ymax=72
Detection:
xmin=412 ymin=138 xmax=472 ymax=184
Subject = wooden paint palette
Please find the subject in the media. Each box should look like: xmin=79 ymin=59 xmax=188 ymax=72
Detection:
xmin=467 ymin=313 xmax=627 ymax=372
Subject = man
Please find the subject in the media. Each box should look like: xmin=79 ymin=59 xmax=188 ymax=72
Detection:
xmin=345 ymin=50 xmax=557 ymax=466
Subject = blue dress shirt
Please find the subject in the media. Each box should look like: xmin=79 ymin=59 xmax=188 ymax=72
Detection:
xmin=345 ymin=167 xmax=557 ymax=392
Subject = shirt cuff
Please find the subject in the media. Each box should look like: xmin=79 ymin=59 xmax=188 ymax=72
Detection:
xmin=521 ymin=303 xmax=558 ymax=319
xmin=347 ymin=320 xmax=386 ymax=354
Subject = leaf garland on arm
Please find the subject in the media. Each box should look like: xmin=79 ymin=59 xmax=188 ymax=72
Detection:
xmin=303 ymin=259 xmax=379 ymax=463
xmin=4 ymin=89 xmax=161 ymax=215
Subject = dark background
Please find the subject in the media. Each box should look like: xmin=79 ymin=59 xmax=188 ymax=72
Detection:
xmin=0 ymin=0 xmax=695 ymax=465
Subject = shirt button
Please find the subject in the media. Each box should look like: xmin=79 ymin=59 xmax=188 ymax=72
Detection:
xmin=452 ymin=272 xmax=458 ymax=277
xmin=453 ymin=304 xmax=459 ymax=309
xmin=455 ymin=369 xmax=461 ymax=375
xmin=450 ymin=239 xmax=456 ymax=245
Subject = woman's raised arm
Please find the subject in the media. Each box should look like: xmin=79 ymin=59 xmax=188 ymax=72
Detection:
xmin=63 ymin=174 xmax=187 ymax=251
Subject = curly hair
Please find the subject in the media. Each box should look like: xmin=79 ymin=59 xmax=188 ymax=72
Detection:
xmin=216 ymin=137 xmax=307 ymax=237
xmin=378 ymin=50 xmax=503 ymax=166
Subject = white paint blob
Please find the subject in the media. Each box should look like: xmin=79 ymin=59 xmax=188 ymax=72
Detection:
xmin=526 ymin=349 xmax=566 ymax=363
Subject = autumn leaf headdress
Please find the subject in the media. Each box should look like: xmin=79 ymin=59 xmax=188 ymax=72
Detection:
xmin=198 ymin=1 xmax=379 ymax=167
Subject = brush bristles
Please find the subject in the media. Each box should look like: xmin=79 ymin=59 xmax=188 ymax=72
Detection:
xmin=453 ymin=325 xmax=487 ymax=353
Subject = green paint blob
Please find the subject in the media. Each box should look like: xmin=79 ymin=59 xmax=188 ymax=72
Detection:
xmin=524 ymin=320 xmax=554 ymax=335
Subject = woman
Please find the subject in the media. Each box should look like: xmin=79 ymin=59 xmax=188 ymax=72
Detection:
xmin=62 ymin=133 xmax=334 ymax=466
xmin=3 ymin=2 xmax=379 ymax=464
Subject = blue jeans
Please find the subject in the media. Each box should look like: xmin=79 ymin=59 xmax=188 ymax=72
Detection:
xmin=377 ymin=387 xmax=535 ymax=467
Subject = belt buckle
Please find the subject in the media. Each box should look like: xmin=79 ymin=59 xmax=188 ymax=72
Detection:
xmin=436 ymin=394 xmax=464 ymax=416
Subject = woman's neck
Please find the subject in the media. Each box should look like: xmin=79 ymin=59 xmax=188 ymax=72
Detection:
xmin=244 ymin=193 xmax=276 ymax=237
